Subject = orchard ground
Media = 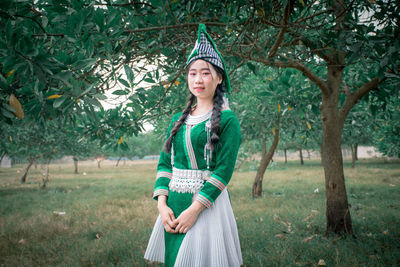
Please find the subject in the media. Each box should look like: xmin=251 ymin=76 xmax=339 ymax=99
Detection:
xmin=0 ymin=158 xmax=399 ymax=266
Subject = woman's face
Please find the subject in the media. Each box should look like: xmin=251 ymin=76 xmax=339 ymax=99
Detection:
xmin=187 ymin=59 xmax=222 ymax=102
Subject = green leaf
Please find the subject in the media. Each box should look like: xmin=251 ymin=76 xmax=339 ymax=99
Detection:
xmin=41 ymin=16 xmax=48 ymax=28
xmin=80 ymin=84 xmax=95 ymax=97
xmin=112 ymin=89 xmax=129 ymax=95
xmin=144 ymin=78 xmax=155 ymax=83
xmin=72 ymin=58 xmax=97 ymax=69
xmin=1 ymin=107 xmax=14 ymax=118
xmin=118 ymin=78 xmax=130 ymax=88
xmin=124 ymin=65 xmax=134 ymax=84
xmin=53 ymin=96 xmax=67 ymax=108
xmin=84 ymin=97 xmax=103 ymax=108
xmin=247 ymin=63 xmax=257 ymax=75
xmin=0 ymin=73 xmax=8 ymax=89
xmin=3 ymin=103 xmax=15 ymax=113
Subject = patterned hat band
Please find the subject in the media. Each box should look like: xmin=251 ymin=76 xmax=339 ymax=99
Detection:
xmin=186 ymin=56 xmax=224 ymax=72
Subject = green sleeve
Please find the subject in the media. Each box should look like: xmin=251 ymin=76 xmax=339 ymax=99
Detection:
xmin=196 ymin=113 xmax=242 ymax=208
xmin=153 ymin=114 xmax=180 ymax=200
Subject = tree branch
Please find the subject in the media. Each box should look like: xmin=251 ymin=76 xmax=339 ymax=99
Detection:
xmin=268 ymin=1 xmax=292 ymax=58
xmin=293 ymin=9 xmax=332 ymax=24
xmin=229 ymin=50 xmax=329 ymax=95
xmin=125 ymin=22 xmax=227 ymax=33
xmin=339 ymin=77 xmax=384 ymax=123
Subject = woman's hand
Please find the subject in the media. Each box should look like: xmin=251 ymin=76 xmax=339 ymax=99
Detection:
xmin=174 ymin=201 xmax=205 ymax=234
xmin=157 ymin=195 xmax=177 ymax=233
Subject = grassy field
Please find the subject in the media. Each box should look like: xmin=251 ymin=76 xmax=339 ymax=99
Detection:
xmin=0 ymin=158 xmax=399 ymax=266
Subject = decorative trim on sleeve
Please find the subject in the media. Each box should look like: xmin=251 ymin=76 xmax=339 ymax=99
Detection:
xmin=153 ymin=188 xmax=169 ymax=199
xmin=196 ymin=193 xmax=212 ymax=209
xmin=156 ymin=171 xmax=172 ymax=180
xmin=207 ymin=177 xmax=226 ymax=191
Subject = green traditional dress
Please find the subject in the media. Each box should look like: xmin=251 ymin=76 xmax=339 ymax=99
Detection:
xmin=144 ymin=109 xmax=243 ymax=267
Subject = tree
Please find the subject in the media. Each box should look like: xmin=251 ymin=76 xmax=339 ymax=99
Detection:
xmin=234 ymin=66 xmax=307 ymax=196
xmin=123 ymin=0 xmax=399 ymax=235
xmin=1 ymin=118 xmax=61 ymax=185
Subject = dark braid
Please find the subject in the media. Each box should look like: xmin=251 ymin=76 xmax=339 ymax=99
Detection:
xmin=164 ymin=93 xmax=196 ymax=153
xmin=209 ymin=83 xmax=225 ymax=151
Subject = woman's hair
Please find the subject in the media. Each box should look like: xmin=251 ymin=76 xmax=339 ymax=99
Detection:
xmin=163 ymin=61 xmax=226 ymax=154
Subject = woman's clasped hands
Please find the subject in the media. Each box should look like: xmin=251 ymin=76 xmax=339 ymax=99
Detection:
xmin=157 ymin=196 xmax=204 ymax=234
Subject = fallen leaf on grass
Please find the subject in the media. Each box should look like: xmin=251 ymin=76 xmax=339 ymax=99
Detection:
xmin=303 ymin=234 xmax=318 ymax=242
xmin=275 ymin=233 xmax=287 ymax=239
xmin=389 ymin=184 xmax=395 ymax=187
xmin=318 ymin=259 xmax=326 ymax=266
xmin=53 ymin=211 xmax=66 ymax=215
xmin=95 ymin=233 xmax=101 ymax=239
xmin=303 ymin=212 xmax=313 ymax=221
xmin=18 ymin=239 xmax=25 ymax=244
xmin=296 ymin=261 xmax=311 ymax=266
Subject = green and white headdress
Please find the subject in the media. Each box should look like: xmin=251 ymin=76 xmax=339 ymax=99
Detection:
xmin=186 ymin=24 xmax=231 ymax=93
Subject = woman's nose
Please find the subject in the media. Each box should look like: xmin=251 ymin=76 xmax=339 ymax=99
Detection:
xmin=194 ymin=74 xmax=203 ymax=83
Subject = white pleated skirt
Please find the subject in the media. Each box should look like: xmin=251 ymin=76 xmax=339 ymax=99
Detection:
xmin=144 ymin=189 xmax=243 ymax=267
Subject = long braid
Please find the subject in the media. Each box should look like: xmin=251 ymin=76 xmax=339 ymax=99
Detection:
xmin=164 ymin=93 xmax=195 ymax=153
xmin=209 ymin=84 xmax=225 ymax=151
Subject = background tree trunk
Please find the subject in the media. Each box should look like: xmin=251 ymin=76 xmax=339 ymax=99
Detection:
xmin=21 ymin=158 xmax=35 ymax=183
xmin=116 ymin=156 xmax=122 ymax=167
xmin=73 ymin=157 xmax=78 ymax=174
xmin=351 ymin=144 xmax=356 ymax=168
xmin=253 ymin=125 xmax=280 ymax=197
xmin=299 ymin=146 xmax=304 ymax=165
xmin=41 ymin=159 xmax=51 ymax=189
xmin=0 ymin=152 xmax=5 ymax=165
xmin=284 ymin=148 xmax=287 ymax=163
xmin=355 ymin=144 xmax=358 ymax=160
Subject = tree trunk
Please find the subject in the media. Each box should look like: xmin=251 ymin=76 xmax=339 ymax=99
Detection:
xmin=307 ymin=150 xmax=311 ymax=160
xmin=0 ymin=152 xmax=5 ymax=165
xmin=73 ymin=157 xmax=78 ymax=174
xmin=299 ymin=145 xmax=304 ymax=165
xmin=321 ymin=65 xmax=352 ymax=235
xmin=41 ymin=158 xmax=51 ymax=189
xmin=21 ymin=158 xmax=35 ymax=183
xmin=320 ymin=143 xmax=324 ymax=166
xmin=350 ymin=144 xmax=356 ymax=168
xmin=284 ymin=148 xmax=287 ymax=163
xmin=355 ymin=143 xmax=358 ymax=160
xmin=252 ymin=125 xmax=280 ymax=197
xmin=116 ymin=156 xmax=122 ymax=167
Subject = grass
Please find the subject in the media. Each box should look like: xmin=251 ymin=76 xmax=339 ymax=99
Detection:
xmin=0 ymin=158 xmax=399 ymax=266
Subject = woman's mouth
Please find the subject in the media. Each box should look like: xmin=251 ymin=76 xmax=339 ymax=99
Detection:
xmin=194 ymin=87 xmax=204 ymax=92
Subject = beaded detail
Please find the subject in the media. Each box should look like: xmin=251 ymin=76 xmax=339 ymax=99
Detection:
xmin=169 ymin=167 xmax=212 ymax=194
xmin=185 ymin=110 xmax=212 ymax=125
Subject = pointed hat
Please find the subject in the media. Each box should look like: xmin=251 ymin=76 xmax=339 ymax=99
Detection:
xmin=186 ymin=24 xmax=231 ymax=93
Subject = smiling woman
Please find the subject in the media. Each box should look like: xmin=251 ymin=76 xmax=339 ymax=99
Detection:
xmin=144 ymin=24 xmax=243 ymax=267
xmin=187 ymin=60 xmax=222 ymax=105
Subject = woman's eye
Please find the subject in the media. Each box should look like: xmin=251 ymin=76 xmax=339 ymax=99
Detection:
xmin=202 ymin=72 xmax=210 ymax=76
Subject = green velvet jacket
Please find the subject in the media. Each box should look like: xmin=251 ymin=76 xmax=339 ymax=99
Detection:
xmin=153 ymin=109 xmax=241 ymax=208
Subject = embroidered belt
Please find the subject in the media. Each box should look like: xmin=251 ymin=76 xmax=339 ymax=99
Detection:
xmin=169 ymin=167 xmax=212 ymax=194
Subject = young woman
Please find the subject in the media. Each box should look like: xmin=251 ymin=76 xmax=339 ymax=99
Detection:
xmin=144 ymin=24 xmax=242 ymax=267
